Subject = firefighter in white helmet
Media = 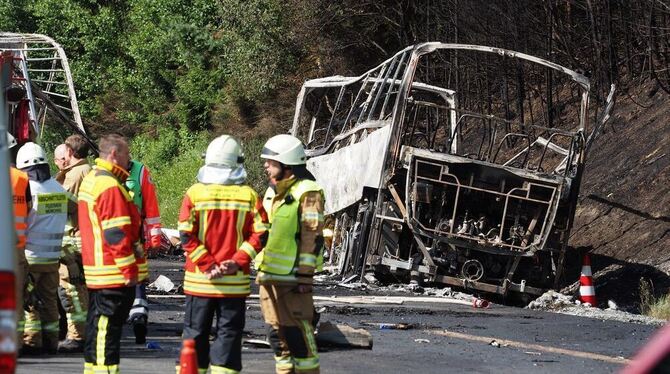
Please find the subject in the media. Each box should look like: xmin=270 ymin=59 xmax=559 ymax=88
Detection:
xmin=16 ymin=142 xmax=73 ymax=355
xmin=177 ymin=135 xmax=268 ymax=373
xmin=257 ymin=134 xmax=324 ymax=374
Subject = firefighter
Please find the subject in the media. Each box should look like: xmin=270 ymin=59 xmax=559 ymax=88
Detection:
xmin=177 ymin=135 xmax=268 ymax=373
xmin=8 ymin=132 xmax=30 ymax=353
xmin=53 ymin=135 xmax=92 ymax=353
xmin=79 ymin=134 xmax=145 ymax=373
xmin=16 ymin=142 xmax=71 ymax=355
xmin=125 ymin=159 xmax=161 ymax=344
xmin=257 ymin=134 xmax=325 ymax=374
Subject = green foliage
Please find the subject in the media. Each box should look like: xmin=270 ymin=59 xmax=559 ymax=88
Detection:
xmin=2 ymin=0 xmax=299 ymax=132
xmin=241 ymin=137 xmax=269 ymax=194
xmin=129 ymin=130 xmax=269 ymax=228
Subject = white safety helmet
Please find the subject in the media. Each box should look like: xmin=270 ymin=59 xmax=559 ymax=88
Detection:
xmin=6 ymin=131 xmax=17 ymax=149
xmin=204 ymin=135 xmax=244 ymax=168
xmin=16 ymin=142 xmax=48 ymax=168
xmin=260 ymin=134 xmax=306 ymax=166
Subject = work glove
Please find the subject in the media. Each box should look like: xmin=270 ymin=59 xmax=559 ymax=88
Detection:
xmin=61 ymin=251 xmax=85 ymax=285
xmin=67 ymin=260 xmax=85 ymax=285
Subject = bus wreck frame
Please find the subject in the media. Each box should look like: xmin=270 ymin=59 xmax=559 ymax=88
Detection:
xmin=291 ymin=43 xmax=614 ymax=297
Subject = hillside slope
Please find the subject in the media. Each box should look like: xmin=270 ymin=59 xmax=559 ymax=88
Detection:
xmin=570 ymin=82 xmax=670 ymax=274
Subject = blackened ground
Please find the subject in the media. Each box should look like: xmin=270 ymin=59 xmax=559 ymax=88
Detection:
xmin=17 ymin=258 xmax=664 ymax=374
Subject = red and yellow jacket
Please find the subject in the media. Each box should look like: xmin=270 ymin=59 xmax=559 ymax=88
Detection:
xmin=178 ymin=183 xmax=268 ymax=297
xmin=78 ymin=159 xmax=146 ymax=289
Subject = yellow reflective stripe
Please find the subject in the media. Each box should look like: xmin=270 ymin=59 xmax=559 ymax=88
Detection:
xmin=84 ymin=362 xmax=94 ymax=374
xmin=296 ymin=320 xmax=319 ymax=371
xmin=23 ymin=320 xmax=41 ymax=331
xmin=65 ymin=190 xmax=77 ymax=203
xmin=198 ymin=210 xmax=208 ymax=243
xmin=183 ymin=283 xmax=251 ymax=295
xmin=184 ymin=271 xmax=250 ymax=295
xmin=25 ymin=257 xmax=60 ymax=265
xmin=88 ymin=206 xmax=104 ymax=265
xmin=253 ymin=204 xmax=268 ymax=232
xmin=211 ymin=365 xmax=240 ymax=374
xmin=299 ymin=253 xmax=317 ymax=267
xmin=178 ymin=221 xmax=193 ymax=231
xmin=275 ymin=355 xmax=294 ymax=369
xmin=43 ymin=321 xmax=59 ymax=332
xmin=240 ymin=242 xmax=256 ymax=260
xmin=235 ymin=209 xmax=245 ymax=248
xmin=189 ymin=245 xmax=207 ymax=263
xmin=295 ymin=357 xmax=320 ymax=371
xmin=86 ymin=275 xmax=126 ymax=285
xmin=78 ymin=191 xmax=95 ymax=203
xmin=96 ymin=315 xmax=109 ymax=366
xmin=257 ymin=272 xmax=297 ymax=283
xmin=92 ymin=364 xmax=119 ymax=374
xmin=114 ymin=253 xmax=136 ymax=268
xmin=194 ymin=201 xmax=250 ymax=211
xmin=101 ymin=216 xmax=131 ymax=230
xmin=185 ymin=271 xmax=249 ymax=284
xmin=263 ymin=251 xmax=297 ymax=263
xmin=84 ymin=264 xmax=126 ymax=274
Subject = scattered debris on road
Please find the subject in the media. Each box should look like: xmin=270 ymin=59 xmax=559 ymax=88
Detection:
xmin=149 ymin=275 xmax=176 ymax=293
xmin=316 ymin=322 xmax=373 ymax=349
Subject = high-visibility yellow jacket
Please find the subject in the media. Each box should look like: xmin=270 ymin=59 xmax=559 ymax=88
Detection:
xmin=178 ymin=183 xmax=268 ymax=297
xmin=78 ymin=159 xmax=145 ymax=289
xmin=257 ymin=177 xmax=324 ymax=285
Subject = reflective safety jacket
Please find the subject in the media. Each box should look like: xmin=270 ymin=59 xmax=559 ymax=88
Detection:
xmin=78 ymin=159 xmax=145 ymax=289
xmin=126 ymin=160 xmax=162 ymax=248
xmin=25 ymin=178 xmax=69 ymax=265
xmin=257 ymin=177 xmax=325 ymax=285
xmin=11 ymin=167 xmax=30 ymax=250
xmin=178 ymin=183 xmax=268 ymax=297
xmin=58 ymin=159 xmax=91 ymax=250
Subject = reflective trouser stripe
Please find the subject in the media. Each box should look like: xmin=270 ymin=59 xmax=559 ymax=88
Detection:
xmin=67 ymin=312 xmax=88 ymax=323
xmin=23 ymin=319 xmax=41 ymax=332
xmin=295 ymin=320 xmax=320 ymax=372
xmin=173 ymin=366 xmax=207 ymax=374
xmin=97 ymin=315 xmax=109 ymax=366
xmin=211 ymin=365 xmax=240 ymax=373
xmin=90 ymin=364 xmax=119 ymax=374
xmin=275 ymin=355 xmax=295 ymax=371
xmin=44 ymin=320 xmax=59 ymax=332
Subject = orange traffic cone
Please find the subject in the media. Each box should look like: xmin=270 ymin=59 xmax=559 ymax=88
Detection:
xmin=179 ymin=339 xmax=198 ymax=374
xmin=579 ymin=254 xmax=597 ymax=306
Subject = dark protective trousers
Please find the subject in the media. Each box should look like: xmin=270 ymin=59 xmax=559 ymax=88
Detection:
xmin=84 ymin=287 xmax=134 ymax=374
xmin=182 ymin=296 xmax=245 ymax=373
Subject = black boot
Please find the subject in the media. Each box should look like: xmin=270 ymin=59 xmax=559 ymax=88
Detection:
xmin=132 ymin=315 xmax=148 ymax=344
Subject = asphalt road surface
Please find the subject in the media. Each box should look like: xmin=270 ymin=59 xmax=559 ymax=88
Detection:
xmin=18 ymin=259 xmax=661 ymax=374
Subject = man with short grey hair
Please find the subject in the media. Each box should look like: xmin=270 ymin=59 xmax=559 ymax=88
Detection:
xmin=54 ymin=140 xmax=91 ymax=353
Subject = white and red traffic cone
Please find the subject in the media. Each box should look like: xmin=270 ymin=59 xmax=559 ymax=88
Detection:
xmin=579 ymin=254 xmax=597 ymax=306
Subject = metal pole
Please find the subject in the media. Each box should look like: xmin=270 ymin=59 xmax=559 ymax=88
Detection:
xmin=0 ymin=52 xmax=17 ymax=271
